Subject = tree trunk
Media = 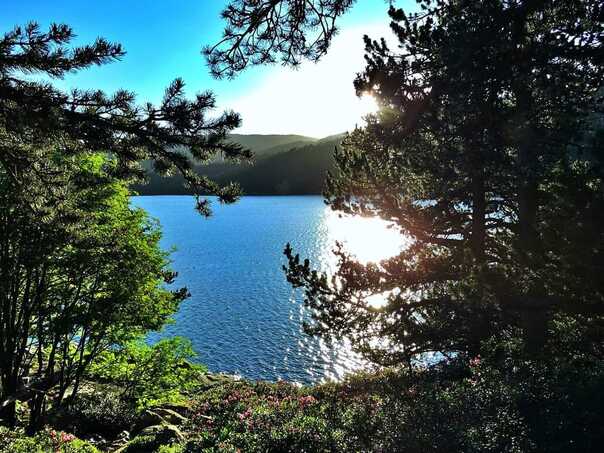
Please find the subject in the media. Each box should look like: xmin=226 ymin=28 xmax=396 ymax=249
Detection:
xmin=516 ymin=89 xmax=548 ymax=356
xmin=27 ymin=393 xmax=45 ymax=434
xmin=471 ymin=168 xmax=486 ymax=264
xmin=0 ymin=400 xmax=16 ymax=427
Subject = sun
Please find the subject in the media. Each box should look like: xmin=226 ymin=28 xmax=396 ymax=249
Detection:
xmin=356 ymin=94 xmax=379 ymax=121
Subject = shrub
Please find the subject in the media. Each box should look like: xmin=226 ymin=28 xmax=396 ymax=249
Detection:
xmin=123 ymin=434 xmax=184 ymax=453
xmin=181 ymin=335 xmax=604 ymax=453
xmin=0 ymin=428 xmax=99 ymax=453
xmin=157 ymin=445 xmax=184 ymax=453
xmin=57 ymin=390 xmax=137 ymax=438
xmin=122 ymin=434 xmax=158 ymax=453
xmin=185 ymin=381 xmax=341 ymax=452
xmin=89 ymin=337 xmax=207 ymax=410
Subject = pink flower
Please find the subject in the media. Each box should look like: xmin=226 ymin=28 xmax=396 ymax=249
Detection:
xmin=197 ymin=402 xmax=210 ymax=414
xmin=297 ymin=395 xmax=317 ymax=408
xmin=237 ymin=408 xmax=252 ymax=421
xmin=226 ymin=391 xmax=243 ymax=404
xmin=469 ymin=355 xmax=481 ymax=367
xmin=60 ymin=432 xmax=75 ymax=443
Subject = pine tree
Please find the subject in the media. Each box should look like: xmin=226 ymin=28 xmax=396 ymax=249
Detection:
xmin=284 ymin=0 xmax=604 ymax=364
xmin=0 ymin=22 xmax=249 ymax=215
xmin=206 ymin=0 xmax=356 ymax=78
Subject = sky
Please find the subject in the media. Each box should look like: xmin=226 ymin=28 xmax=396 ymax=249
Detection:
xmin=2 ymin=1 xmax=414 ymax=137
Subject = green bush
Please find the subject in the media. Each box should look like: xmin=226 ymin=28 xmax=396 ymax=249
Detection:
xmin=185 ymin=381 xmax=341 ymax=452
xmin=123 ymin=433 xmax=184 ymax=453
xmin=89 ymin=337 xmax=206 ymax=410
xmin=157 ymin=445 xmax=184 ymax=453
xmin=58 ymin=390 xmax=137 ymax=438
xmin=0 ymin=428 xmax=99 ymax=453
xmin=182 ymin=334 xmax=604 ymax=453
xmin=122 ymin=434 xmax=158 ymax=453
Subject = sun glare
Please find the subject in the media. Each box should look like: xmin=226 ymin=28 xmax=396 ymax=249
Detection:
xmin=320 ymin=208 xmax=407 ymax=267
xmin=357 ymin=94 xmax=379 ymax=120
xmin=319 ymin=208 xmax=409 ymax=316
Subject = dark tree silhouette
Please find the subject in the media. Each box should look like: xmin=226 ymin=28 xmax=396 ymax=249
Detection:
xmin=0 ymin=22 xmax=250 ymax=215
xmin=284 ymin=0 xmax=604 ymax=364
xmin=205 ymin=0 xmax=356 ymax=78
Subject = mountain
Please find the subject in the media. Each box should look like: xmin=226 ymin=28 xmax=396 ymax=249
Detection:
xmin=132 ymin=133 xmax=344 ymax=196
xmin=226 ymin=134 xmax=318 ymax=158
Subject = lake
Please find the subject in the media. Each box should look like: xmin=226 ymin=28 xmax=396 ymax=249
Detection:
xmin=132 ymin=195 xmax=403 ymax=384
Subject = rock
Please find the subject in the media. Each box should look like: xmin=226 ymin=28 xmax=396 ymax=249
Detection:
xmin=131 ymin=409 xmax=164 ymax=434
xmin=153 ymin=401 xmax=191 ymax=416
xmin=132 ymin=406 xmax=190 ymax=435
xmin=198 ymin=372 xmax=239 ymax=389
xmin=110 ymin=441 xmax=130 ymax=453
xmin=152 ymin=407 xmax=188 ymax=426
xmin=139 ymin=423 xmax=184 ymax=443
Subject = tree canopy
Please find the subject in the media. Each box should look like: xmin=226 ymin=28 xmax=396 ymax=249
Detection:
xmin=206 ymin=0 xmax=357 ymax=78
xmin=0 ymin=22 xmax=249 ymax=215
xmin=284 ymin=0 xmax=604 ymax=364
xmin=0 ymin=148 xmax=187 ymax=429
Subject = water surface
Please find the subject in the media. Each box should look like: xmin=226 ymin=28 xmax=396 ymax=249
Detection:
xmin=133 ymin=195 xmax=402 ymax=384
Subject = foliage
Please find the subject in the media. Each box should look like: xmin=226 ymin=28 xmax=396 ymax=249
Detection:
xmin=56 ymin=390 xmax=137 ymax=438
xmin=185 ymin=381 xmax=340 ymax=452
xmin=206 ymin=0 xmax=356 ymax=78
xmin=122 ymin=424 xmax=185 ymax=453
xmin=285 ymin=0 xmax=604 ymax=364
xmin=157 ymin=446 xmax=184 ymax=453
xmin=88 ymin=337 xmax=206 ymax=410
xmin=0 ymin=22 xmax=249 ymax=214
xmin=121 ymin=435 xmax=161 ymax=453
xmin=0 ymin=427 xmax=99 ymax=453
xmin=0 ymin=151 xmax=186 ymax=429
xmin=182 ymin=330 xmax=603 ymax=452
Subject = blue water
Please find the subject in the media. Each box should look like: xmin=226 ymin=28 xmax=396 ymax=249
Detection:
xmin=132 ymin=195 xmax=366 ymax=384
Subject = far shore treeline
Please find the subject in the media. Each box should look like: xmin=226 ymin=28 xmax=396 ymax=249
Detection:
xmin=132 ymin=134 xmax=344 ymax=196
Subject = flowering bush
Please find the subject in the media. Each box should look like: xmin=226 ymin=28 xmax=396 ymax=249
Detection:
xmin=178 ymin=333 xmax=604 ymax=453
xmin=184 ymin=381 xmax=342 ymax=452
xmin=0 ymin=428 xmax=99 ymax=453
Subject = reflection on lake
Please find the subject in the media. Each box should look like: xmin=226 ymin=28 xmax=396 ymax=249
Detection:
xmin=132 ymin=195 xmax=405 ymax=384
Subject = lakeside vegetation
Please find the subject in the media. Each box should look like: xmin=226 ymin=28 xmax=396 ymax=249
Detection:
xmin=1 ymin=0 xmax=603 ymax=452
xmin=1 ymin=334 xmax=602 ymax=452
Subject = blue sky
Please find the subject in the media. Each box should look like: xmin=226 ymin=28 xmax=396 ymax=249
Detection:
xmin=2 ymin=1 xmax=415 ymax=137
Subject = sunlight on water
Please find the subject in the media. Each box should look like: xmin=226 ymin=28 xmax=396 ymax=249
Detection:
xmin=320 ymin=207 xmax=408 ymax=267
xmin=323 ymin=208 xmax=410 ymax=311
xmin=299 ymin=206 xmax=409 ymax=381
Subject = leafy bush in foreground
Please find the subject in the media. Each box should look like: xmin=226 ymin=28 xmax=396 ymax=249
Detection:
xmin=0 ymin=428 xmax=99 ymax=453
xmin=56 ymin=391 xmax=137 ymax=438
xmin=89 ymin=337 xmax=207 ymax=410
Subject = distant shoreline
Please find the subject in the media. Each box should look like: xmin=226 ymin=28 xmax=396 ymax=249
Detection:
xmin=132 ymin=193 xmax=323 ymax=197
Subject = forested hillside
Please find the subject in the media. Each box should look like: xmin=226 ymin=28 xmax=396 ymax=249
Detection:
xmin=133 ymin=134 xmax=344 ymax=195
